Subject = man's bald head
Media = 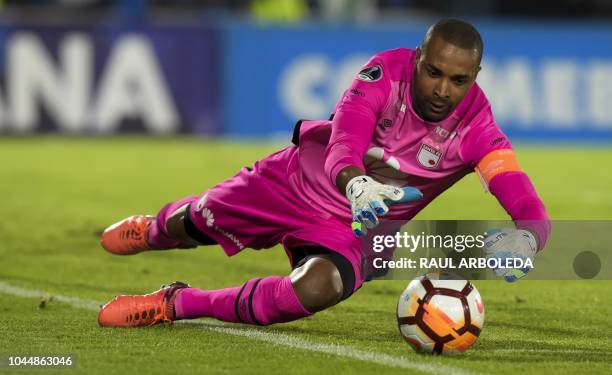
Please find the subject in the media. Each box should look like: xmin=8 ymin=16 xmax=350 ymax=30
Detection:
xmin=422 ymin=19 xmax=483 ymax=65
xmin=411 ymin=19 xmax=483 ymax=122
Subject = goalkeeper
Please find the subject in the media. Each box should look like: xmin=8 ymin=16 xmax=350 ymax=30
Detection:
xmin=97 ymin=19 xmax=550 ymax=328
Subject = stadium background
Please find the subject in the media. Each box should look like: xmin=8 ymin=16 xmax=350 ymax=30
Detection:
xmin=1 ymin=1 xmax=611 ymax=374
xmin=0 ymin=0 xmax=611 ymax=140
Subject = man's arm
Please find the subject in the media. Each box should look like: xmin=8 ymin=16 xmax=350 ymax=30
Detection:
xmin=323 ymin=57 xmax=389 ymax=236
xmin=476 ymin=149 xmax=551 ymax=250
xmin=324 ymin=58 xmax=422 ymax=235
xmin=460 ymin=113 xmax=551 ymax=249
xmin=474 ymin=149 xmax=550 ymax=282
xmin=460 ymin=117 xmax=550 ymax=281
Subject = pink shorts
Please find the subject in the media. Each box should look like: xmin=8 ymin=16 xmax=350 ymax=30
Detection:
xmin=186 ymin=146 xmax=364 ymax=295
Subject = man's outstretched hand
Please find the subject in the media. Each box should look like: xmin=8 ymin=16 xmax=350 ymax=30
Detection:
xmin=345 ymin=175 xmax=423 ymax=237
xmin=483 ymin=228 xmax=538 ymax=282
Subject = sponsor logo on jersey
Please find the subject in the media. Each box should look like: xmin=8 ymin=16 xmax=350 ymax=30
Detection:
xmin=194 ymin=197 xmax=244 ymax=249
xmin=216 ymin=226 xmax=244 ymax=250
xmin=357 ymin=65 xmax=382 ymax=82
xmin=201 ymin=208 xmax=215 ymax=227
xmin=350 ymin=88 xmax=365 ymax=97
xmin=417 ymin=144 xmax=442 ymax=168
xmin=490 ymin=137 xmax=506 ymax=146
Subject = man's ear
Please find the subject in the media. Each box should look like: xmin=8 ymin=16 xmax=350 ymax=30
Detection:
xmin=474 ymin=65 xmax=481 ymax=80
xmin=415 ymin=47 xmax=422 ymax=61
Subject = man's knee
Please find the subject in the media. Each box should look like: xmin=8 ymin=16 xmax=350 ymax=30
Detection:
xmin=290 ymin=256 xmax=344 ymax=312
xmin=166 ymin=204 xmax=217 ymax=246
xmin=165 ymin=204 xmax=195 ymax=244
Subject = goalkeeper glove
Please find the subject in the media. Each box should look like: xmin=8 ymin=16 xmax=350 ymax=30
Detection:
xmin=345 ymin=175 xmax=422 ymax=237
xmin=483 ymin=228 xmax=537 ymax=282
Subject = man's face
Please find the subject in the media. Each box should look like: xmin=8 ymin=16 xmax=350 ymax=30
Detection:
xmin=411 ymin=37 xmax=480 ymax=122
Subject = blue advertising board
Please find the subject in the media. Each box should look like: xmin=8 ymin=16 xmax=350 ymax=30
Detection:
xmin=0 ymin=23 xmax=219 ymax=134
xmin=222 ymin=21 xmax=612 ymax=140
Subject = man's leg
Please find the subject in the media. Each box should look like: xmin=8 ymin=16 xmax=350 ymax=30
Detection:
xmin=98 ymin=145 xmax=358 ymax=326
xmin=99 ymin=202 xmax=351 ymax=327
xmin=174 ymin=255 xmax=343 ymax=324
xmin=98 ymin=254 xmax=345 ymax=327
xmin=101 ymin=196 xmax=216 ymax=255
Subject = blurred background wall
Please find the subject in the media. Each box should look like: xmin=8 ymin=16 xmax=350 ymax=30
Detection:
xmin=0 ymin=0 xmax=611 ymax=140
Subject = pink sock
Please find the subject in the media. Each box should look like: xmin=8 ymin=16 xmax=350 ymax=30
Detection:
xmin=174 ymin=276 xmax=313 ymax=325
xmin=148 ymin=196 xmax=198 ymax=249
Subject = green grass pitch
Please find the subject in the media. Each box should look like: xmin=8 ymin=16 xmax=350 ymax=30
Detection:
xmin=0 ymin=137 xmax=611 ymax=374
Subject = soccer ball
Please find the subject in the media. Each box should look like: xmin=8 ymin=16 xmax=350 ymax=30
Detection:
xmin=396 ymin=272 xmax=485 ymax=355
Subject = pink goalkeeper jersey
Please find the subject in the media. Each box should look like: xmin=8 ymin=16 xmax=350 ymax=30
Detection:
xmin=288 ymin=48 xmax=511 ymax=224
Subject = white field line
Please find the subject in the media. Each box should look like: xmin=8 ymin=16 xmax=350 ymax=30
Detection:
xmin=0 ymin=281 xmax=101 ymax=311
xmin=0 ymin=280 xmax=479 ymax=375
xmin=2 ymin=281 xmax=609 ymax=363
xmin=183 ymin=320 xmax=472 ymax=374
xmin=485 ymin=348 xmax=612 ymax=355
xmin=180 ymin=321 xmax=611 ymax=357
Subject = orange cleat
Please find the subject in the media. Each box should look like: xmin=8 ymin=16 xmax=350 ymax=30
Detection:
xmin=101 ymin=215 xmax=154 ymax=255
xmin=98 ymin=282 xmax=190 ymax=327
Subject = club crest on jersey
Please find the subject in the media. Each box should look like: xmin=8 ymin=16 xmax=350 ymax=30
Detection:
xmin=417 ymin=144 xmax=442 ymax=168
xmin=357 ymin=65 xmax=382 ymax=82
